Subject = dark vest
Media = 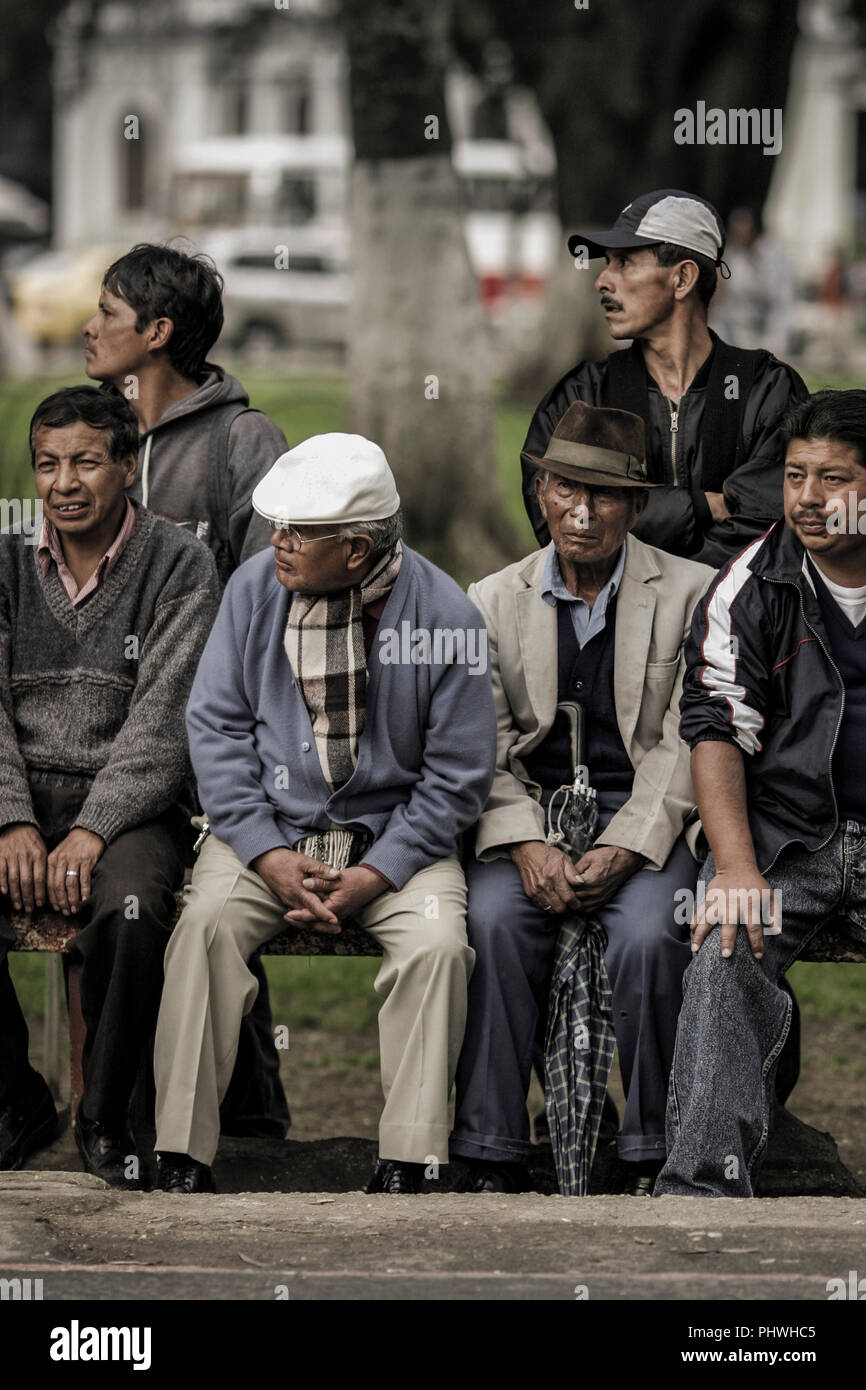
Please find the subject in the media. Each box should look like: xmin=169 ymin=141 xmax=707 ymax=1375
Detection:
xmin=523 ymin=596 xmax=633 ymax=796
xmin=809 ymin=560 xmax=866 ymax=825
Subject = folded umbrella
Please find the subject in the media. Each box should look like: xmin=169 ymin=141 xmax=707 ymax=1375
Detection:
xmin=542 ymin=702 xmax=617 ymax=1197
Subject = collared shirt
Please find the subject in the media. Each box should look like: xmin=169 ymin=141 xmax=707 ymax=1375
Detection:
xmin=37 ymin=497 xmax=137 ymax=607
xmin=540 ymin=541 xmax=626 ymax=648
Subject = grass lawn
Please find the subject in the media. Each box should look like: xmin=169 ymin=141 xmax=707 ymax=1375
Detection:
xmin=2 ymin=363 xmax=864 ymax=1047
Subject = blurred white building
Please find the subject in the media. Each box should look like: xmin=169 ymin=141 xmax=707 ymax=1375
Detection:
xmin=766 ymin=0 xmax=866 ymax=279
xmin=51 ymin=0 xmax=556 ymax=292
xmin=53 ymin=0 xmax=348 ymax=247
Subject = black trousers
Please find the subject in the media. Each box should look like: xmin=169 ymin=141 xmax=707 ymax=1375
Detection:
xmin=0 ymin=776 xmax=184 ymax=1126
xmin=0 ymin=777 xmax=289 ymax=1134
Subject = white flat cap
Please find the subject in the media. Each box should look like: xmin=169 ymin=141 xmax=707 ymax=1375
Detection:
xmin=252 ymin=433 xmax=401 ymax=526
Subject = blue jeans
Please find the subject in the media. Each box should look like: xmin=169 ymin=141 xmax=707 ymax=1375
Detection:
xmin=655 ymin=821 xmax=866 ymax=1197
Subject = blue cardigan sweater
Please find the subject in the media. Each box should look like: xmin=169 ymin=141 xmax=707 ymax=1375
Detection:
xmin=186 ymin=544 xmax=497 ymax=889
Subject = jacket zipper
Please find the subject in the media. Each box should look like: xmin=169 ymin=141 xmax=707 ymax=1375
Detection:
xmin=667 ymin=399 xmax=679 ymax=487
xmin=761 ymin=574 xmax=844 ymax=872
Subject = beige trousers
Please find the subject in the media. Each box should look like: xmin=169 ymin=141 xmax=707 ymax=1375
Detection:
xmin=154 ymin=835 xmax=474 ymax=1167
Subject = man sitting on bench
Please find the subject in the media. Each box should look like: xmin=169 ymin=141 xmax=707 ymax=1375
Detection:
xmin=153 ymin=433 xmax=496 ymax=1194
xmin=0 ymin=387 xmax=218 ymax=1185
xmin=656 ymin=389 xmax=866 ymax=1197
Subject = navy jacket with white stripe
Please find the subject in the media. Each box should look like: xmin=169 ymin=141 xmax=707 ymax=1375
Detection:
xmin=679 ymin=519 xmax=845 ymax=874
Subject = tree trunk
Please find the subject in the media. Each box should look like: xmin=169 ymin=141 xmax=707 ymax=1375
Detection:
xmin=340 ymin=0 xmax=521 ymax=579
xmin=506 ymin=243 xmax=610 ymax=406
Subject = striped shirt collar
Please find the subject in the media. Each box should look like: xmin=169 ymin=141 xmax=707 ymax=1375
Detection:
xmin=37 ymin=496 xmax=137 ymax=607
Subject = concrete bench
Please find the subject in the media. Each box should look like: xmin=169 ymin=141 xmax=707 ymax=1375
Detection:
xmin=10 ymin=892 xmax=864 ymax=1108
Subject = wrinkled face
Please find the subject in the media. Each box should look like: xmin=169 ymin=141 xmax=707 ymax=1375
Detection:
xmin=269 ymin=523 xmax=372 ymax=594
xmin=33 ymin=422 xmax=135 ymax=538
xmin=593 ymin=246 xmax=679 ymax=339
xmin=83 ymin=286 xmax=150 ymax=383
xmin=536 ymin=470 xmax=646 ymax=568
xmin=784 ymin=437 xmax=866 ymax=562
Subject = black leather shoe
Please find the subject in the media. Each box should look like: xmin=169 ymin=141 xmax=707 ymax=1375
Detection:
xmin=157 ymin=1152 xmax=216 ymax=1194
xmin=365 ymin=1159 xmax=424 ymax=1194
xmin=0 ymin=1087 xmax=59 ymax=1170
xmin=74 ymin=1108 xmax=141 ymax=1190
xmin=463 ymin=1160 xmax=532 ymax=1194
xmin=626 ymin=1160 xmax=663 ymax=1197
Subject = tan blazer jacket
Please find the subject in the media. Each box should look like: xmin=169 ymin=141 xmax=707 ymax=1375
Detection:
xmin=469 ymin=533 xmax=714 ymax=870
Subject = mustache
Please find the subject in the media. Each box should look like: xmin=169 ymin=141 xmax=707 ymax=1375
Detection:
xmin=600 ymin=297 xmax=622 ymax=310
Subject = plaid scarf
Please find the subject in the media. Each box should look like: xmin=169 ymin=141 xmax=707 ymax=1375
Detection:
xmin=284 ymin=542 xmax=403 ymax=790
xmin=544 ymin=913 xmax=616 ymax=1197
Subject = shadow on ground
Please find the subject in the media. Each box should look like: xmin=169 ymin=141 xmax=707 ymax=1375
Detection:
xmin=29 ymin=1103 xmax=864 ymax=1198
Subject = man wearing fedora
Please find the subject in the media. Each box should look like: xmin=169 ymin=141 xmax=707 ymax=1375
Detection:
xmin=152 ymin=433 xmax=497 ymax=1194
xmin=522 ymin=189 xmax=807 ymax=569
xmin=451 ymin=402 xmax=713 ymax=1195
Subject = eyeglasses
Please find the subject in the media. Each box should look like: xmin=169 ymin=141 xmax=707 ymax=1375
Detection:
xmin=273 ymin=526 xmax=345 ymax=552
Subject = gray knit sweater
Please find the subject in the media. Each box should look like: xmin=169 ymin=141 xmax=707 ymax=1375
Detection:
xmin=0 ymin=504 xmax=220 ymax=843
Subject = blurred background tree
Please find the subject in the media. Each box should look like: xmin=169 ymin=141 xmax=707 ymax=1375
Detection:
xmin=0 ymin=0 xmax=70 ymax=202
xmin=339 ymin=0 xmax=521 ymax=577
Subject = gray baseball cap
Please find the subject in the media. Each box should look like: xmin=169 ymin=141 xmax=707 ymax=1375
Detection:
xmin=568 ymin=189 xmax=726 ymax=264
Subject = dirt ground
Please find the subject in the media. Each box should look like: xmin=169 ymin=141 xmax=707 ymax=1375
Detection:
xmin=279 ymin=1014 xmax=866 ymax=1186
xmin=10 ymin=998 xmax=863 ymax=1305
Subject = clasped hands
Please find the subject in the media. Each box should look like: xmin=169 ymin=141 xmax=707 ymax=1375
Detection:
xmin=251 ymin=847 xmax=385 ymax=936
xmin=0 ymin=822 xmax=105 ymax=916
xmin=510 ymin=839 xmax=644 ymax=915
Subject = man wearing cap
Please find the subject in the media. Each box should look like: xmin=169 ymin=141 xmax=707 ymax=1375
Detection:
xmin=152 ymin=434 xmax=497 ymax=1194
xmin=522 ymin=189 xmax=807 ymax=569
xmin=451 ymin=402 xmax=713 ymax=1196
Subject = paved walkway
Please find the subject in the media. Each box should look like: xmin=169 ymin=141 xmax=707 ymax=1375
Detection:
xmin=2 ymin=1171 xmax=864 ymax=1301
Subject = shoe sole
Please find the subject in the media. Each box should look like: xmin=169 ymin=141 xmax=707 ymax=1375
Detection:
xmin=162 ymin=1185 xmax=216 ymax=1195
xmin=160 ymin=1178 xmax=216 ymax=1195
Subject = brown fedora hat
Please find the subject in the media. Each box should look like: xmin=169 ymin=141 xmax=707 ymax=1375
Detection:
xmin=525 ymin=401 xmax=657 ymax=488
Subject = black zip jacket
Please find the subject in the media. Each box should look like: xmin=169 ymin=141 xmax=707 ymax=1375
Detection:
xmin=679 ymin=520 xmax=845 ymax=874
xmin=521 ymin=333 xmax=807 ymax=568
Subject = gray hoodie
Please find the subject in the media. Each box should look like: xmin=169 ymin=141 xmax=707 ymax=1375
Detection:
xmin=130 ymin=365 xmax=288 ymax=576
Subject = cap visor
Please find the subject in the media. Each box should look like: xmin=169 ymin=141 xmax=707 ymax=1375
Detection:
xmin=567 ymin=230 xmax=662 ymax=259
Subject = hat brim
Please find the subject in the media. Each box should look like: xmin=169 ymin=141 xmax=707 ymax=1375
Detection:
xmin=567 ymin=229 xmax=662 ymax=260
xmin=525 ymin=453 xmax=658 ymax=489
